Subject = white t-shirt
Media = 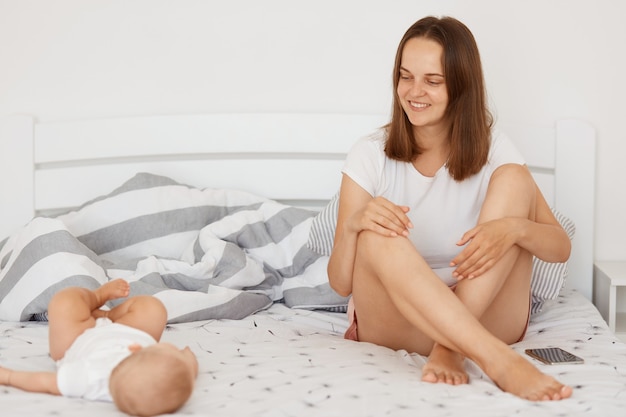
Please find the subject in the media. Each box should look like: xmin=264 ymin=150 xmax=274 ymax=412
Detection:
xmin=342 ymin=128 xmax=525 ymax=286
xmin=56 ymin=318 xmax=157 ymax=402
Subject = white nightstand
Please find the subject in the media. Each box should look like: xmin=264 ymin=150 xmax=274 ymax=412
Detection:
xmin=593 ymin=261 xmax=626 ymax=342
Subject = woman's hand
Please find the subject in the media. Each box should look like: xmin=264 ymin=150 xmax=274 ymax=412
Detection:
xmin=347 ymin=196 xmax=413 ymax=237
xmin=450 ymin=218 xmax=521 ymax=280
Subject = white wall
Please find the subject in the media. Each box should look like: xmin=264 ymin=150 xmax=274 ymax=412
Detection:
xmin=0 ymin=0 xmax=624 ymax=262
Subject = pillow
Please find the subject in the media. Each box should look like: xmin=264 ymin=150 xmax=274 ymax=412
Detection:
xmin=530 ymin=208 xmax=576 ymax=313
xmin=306 ymin=196 xmax=575 ymax=313
xmin=306 ymin=192 xmax=339 ymax=256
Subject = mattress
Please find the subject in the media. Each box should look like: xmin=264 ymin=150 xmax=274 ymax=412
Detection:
xmin=2 ymin=288 xmax=626 ymax=416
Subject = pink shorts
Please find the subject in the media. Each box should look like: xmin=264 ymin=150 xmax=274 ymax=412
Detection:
xmin=343 ymin=294 xmax=530 ymax=343
xmin=344 ymin=297 xmax=359 ymax=341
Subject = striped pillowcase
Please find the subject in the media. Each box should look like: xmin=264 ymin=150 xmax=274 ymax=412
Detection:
xmin=530 ymin=208 xmax=576 ymax=313
xmin=306 ymin=195 xmax=575 ymax=313
xmin=306 ymin=192 xmax=339 ymax=256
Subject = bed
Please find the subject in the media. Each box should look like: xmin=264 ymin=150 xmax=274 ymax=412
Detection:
xmin=1 ymin=113 xmax=625 ymax=416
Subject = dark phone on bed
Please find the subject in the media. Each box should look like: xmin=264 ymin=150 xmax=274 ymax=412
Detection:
xmin=524 ymin=347 xmax=584 ymax=365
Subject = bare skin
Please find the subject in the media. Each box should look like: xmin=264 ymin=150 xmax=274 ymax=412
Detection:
xmin=47 ymin=278 xmax=130 ymax=361
xmin=48 ymin=278 xmax=168 ymax=361
xmin=422 ymin=346 xmax=467 ymax=385
xmin=350 ymin=218 xmax=570 ymax=400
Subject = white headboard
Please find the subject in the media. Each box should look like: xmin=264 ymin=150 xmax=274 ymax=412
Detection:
xmin=0 ymin=114 xmax=595 ymax=299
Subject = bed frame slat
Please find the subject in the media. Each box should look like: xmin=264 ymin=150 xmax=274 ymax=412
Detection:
xmin=34 ymin=159 xmax=346 ymax=211
xmin=34 ymin=114 xmax=389 ymax=163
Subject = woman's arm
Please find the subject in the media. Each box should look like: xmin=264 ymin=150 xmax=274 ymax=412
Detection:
xmin=508 ymin=182 xmax=571 ymax=261
xmin=0 ymin=366 xmax=61 ymax=395
xmin=327 ymin=174 xmax=412 ymax=296
xmin=451 ymin=182 xmax=571 ymax=280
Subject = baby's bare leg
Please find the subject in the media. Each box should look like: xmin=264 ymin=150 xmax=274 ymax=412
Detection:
xmin=92 ymin=279 xmax=130 ymax=308
xmin=48 ymin=279 xmax=130 ymax=361
xmin=106 ymin=295 xmax=168 ymax=342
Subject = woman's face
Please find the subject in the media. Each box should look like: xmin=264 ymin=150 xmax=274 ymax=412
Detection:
xmin=397 ymin=37 xmax=449 ymax=133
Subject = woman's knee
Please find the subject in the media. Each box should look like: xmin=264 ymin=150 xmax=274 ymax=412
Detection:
xmin=490 ymin=164 xmax=534 ymax=192
xmin=486 ymin=164 xmax=537 ymax=217
xmin=358 ymin=229 xmax=402 ymax=246
xmin=355 ymin=230 xmax=417 ymax=271
xmin=355 ymin=230 xmax=387 ymax=261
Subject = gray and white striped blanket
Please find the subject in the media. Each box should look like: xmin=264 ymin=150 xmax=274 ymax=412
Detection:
xmin=0 ymin=173 xmax=348 ymax=323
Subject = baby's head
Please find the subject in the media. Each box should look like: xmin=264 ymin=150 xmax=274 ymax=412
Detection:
xmin=109 ymin=343 xmax=199 ymax=417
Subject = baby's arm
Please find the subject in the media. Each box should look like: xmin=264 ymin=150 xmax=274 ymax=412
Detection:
xmin=0 ymin=366 xmax=61 ymax=395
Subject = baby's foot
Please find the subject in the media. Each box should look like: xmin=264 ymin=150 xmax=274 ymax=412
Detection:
xmin=422 ymin=343 xmax=469 ymax=385
xmin=487 ymin=350 xmax=573 ymax=401
xmin=94 ymin=279 xmax=130 ymax=307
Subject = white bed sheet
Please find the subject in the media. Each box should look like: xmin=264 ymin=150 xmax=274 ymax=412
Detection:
xmin=2 ymin=289 xmax=626 ymax=417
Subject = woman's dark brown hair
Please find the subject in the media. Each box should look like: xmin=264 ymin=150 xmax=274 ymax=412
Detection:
xmin=385 ymin=16 xmax=493 ymax=181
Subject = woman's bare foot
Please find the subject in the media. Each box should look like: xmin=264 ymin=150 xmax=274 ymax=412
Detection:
xmin=484 ymin=348 xmax=573 ymax=401
xmin=93 ymin=279 xmax=130 ymax=307
xmin=422 ymin=343 xmax=469 ymax=385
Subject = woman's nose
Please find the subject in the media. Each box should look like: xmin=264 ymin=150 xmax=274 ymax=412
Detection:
xmin=410 ymin=81 xmax=424 ymax=97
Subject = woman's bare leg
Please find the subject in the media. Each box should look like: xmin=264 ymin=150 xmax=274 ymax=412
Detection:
xmin=422 ymin=247 xmax=531 ymax=384
xmin=351 ymin=165 xmax=572 ymax=400
xmin=423 ymin=164 xmax=536 ymax=383
xmin=353 ymin=231 xmax=571 ymax=400
xmin=48 ymin=279 xmax=130 ymax=361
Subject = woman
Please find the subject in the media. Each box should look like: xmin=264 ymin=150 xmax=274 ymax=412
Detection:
xmin=327 ymin=16 xmax=573 ymax=401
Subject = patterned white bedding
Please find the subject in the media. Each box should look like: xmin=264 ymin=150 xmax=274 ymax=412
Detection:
xmin=2 ymin=288 xmax=626 ymax=416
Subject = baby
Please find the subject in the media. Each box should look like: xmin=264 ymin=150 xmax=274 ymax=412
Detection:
xmin=0 ymin=279 xmax=198 ymax=416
